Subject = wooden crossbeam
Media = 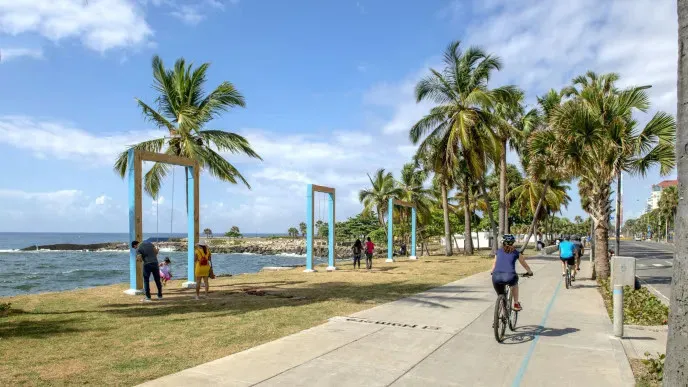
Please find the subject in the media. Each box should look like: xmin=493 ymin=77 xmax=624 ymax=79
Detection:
xmin=393 ymin=199 xmax=414 ymax=208
xmin=312 ymin=184 xmax=335 ymax=194
xmin=136 ymin=150 xmax=198 ymax=167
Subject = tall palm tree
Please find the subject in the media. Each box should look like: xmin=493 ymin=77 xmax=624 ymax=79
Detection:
xmin=659 ymin=186 xmax=678 ymax=241
xmin=114 ymin=56 xmax=262 ymax=206
xmin=553 ymin=71 xmax=676 ymax=279
xmin=667 ymin=3 xmax=688 ymax=375
xmin=359 ymin=168 xmax=403 ymax=232
xmin=409 ymin=40 xmax=517 ymax=255
xmin=395 ymin=163 xmax=434 ymax=248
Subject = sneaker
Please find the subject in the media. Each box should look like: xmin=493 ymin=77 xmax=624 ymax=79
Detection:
xmin=194 ymin=296 xmax=200 ymax=300
xmin=513 ymin=302 xmax=523 ymax=311
xmin=157 ymin=295 xmax=163 ymax=300
xmin=571 ymin=276 xmax=576 ymax=282
xmin=142 ymin=298 xmax=152 ymax=303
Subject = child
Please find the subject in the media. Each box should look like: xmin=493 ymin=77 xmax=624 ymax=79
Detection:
xmin=159 ymin=257 xmax=172 ymax=285
xmin=352 ymin=239 xmax=363 ymax=269
xmin=365 ymin=237 xmax=375 ymax=270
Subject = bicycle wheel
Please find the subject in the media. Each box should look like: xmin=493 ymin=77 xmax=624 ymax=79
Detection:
xmin=507 ymin=287 xmax=518 ymax=331
xmin=493 ymin=295 xmax=507 ymax=342
xmin=565 ymin=267 xmax=571 ymax=289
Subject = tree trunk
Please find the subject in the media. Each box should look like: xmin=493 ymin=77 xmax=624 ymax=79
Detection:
xmin=615 ymin=173 xmax=621 ymax=255
xmin=506 ymin=199 xmax=511 ymax=234
xmin=480 ymin=181 xmax=498 ymax=254
xmin=499 ymin=139 xmax=507 ymax=235
xmin=665 ymin=2 xmax=688 ymax=383
xmin=520 ymin=182 xmax=549 ymax=253
xmin=594 ymin=223 xmax=610 ymax=279
xmin=463 ymin=179 xmax=474 ymax=255
xmin=590 ymin=217 xmax=596 ymax=280
xmin=441 ymin=182 xmax=453 ymax=256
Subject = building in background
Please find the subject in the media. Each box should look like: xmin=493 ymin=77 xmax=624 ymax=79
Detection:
xmin=645 ymin=179 xmax=678 ymax=213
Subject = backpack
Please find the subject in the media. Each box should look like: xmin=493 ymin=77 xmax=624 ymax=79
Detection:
xmin=353 ymin=245 xmax=362 ymax=255
xmin=197 ymin=248 xmax=210 ymax=266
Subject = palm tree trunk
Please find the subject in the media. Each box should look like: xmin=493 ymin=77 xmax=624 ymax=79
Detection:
xmin=615 ymin=173 xmax=621 ymax=256
xmin=463 ymin=178 xmax=474 ymax=255
xmin=480 ymin=181 xmax=498 ymax=254
xmin=441 ymin=182 xmax=453 ymax=256
xmin=590 ymin=218 xmax=596 ymax=280
xmin=520 ymin=182 xmax=549 ymax=253
xmin=666 ymin=217 xmax=669 ymax=243
xmin=499 ymin=139 xmax=507 ymax=235
xmin=506 ymin=199 xmax=511 ymax=233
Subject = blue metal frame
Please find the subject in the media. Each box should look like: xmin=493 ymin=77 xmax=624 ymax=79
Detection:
xmin=127 ymin=149 xmax=137 ymax=290
xmin=328 ymin=192 xmax=335 ymax=269
xmin=186 ymin=166 xmax=195 ymax=282
xmin=387 ymin=197 xmax=417 ymax=261
xmin=305 ymin=184 xmax=335 ymax=271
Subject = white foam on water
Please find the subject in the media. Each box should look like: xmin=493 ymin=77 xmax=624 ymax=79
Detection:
xmin=277 ymin=252 xmax=307 ymax=258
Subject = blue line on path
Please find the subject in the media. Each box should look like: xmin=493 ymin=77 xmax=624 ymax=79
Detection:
xmin=511 ymin=277 xmax=563 ymax=387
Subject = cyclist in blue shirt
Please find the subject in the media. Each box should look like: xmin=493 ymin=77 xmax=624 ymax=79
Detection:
xmin=558 ymin=235 xmax=577 ymax=280
xmin=491 ymin=234 xmax=533 ymax=311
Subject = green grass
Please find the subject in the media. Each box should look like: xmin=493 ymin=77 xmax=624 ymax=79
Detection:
xmin=0 ymin=255 xmax=491 ymax=386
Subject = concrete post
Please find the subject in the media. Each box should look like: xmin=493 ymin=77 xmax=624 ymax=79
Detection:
xmin=124 ymin=149 xmax=142 ymax=295
xmin=613 ymin=285 xmax=624 ymax=337
xmin=305 ymin=184 xmax=315 ymax=272
xmin=326 ymin=192 xmax=336 ymax=271
xmin=409 ymin=207 xmax=417 ymax=259
xmin=387 ymin=197 xmax=394 ymax=262
xmin=182 ymin=166 xmax=197 ymax=288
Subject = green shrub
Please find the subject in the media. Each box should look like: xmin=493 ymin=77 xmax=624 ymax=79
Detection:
xmin=368 ymin=229 xmax=387 ymax=246
xmin=598 ymin=279 xmax=668 ymax=325
xmin=642 ymin=352 xmax=665 ymax=382
xmin=0 ymin=302 xmax=10 ymax=317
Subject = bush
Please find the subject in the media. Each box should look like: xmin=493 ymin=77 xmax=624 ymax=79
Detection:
xmin=0 ymin=302 xmax=10 ymax=317
xmin=642 ymin=352 xmax=665 ymax=382
xmin=598 ymin=279 xmax=669 ymax=325
xmin=368 ymin=229 xmax=387 ymax=246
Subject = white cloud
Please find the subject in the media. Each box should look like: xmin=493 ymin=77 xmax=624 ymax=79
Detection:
xmin=0 ymin=0 xmax=153 ymax=52
xmin=170 ymin=5 xmax=204 ymax=25
xmin=95 ymin=194 xmax=111 ymax=205
xmin=0 ymin=115 xmax=163 ymax=166
xmin=0 ymin=47 xmax=43 ymax=62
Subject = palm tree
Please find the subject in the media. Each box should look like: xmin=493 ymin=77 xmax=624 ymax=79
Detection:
xmin=114 ymin=55 xmax=262 ymax=207
xmin=659 ymin=186 xmax=678 ymax=242
xmin=203 ymin=228 xmax=213 ymax=238
xmin=553 ymin=71 xmax=676 ymax=278
xmin=409 ymin=41 xmax=516 ymax=255
xmin=666 ymin=4 xmax=688 ymax=375
xmin=287 ymin=227 xmax=299 ymax=238
xmin=397 ymin=163 xmax=434 ymax=247
xmin=299 ymin=222 xmax=307 ymax=237
xmin=359 ymin=169 xmax=403 ymax=234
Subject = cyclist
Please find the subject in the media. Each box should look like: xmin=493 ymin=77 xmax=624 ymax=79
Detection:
xmin=491 ymin=234 xmax=533 ymax=311
xmin=559 ymin=235 xmax=576 ymax=280
xmin=572 ymin=235 xmax=584 ymax=271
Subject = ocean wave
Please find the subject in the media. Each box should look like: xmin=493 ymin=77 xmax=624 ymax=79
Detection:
xmin=0 ymin=249 xmax=20 ymax=253
xmin=277 ymin=252 xmax=307 ymax=258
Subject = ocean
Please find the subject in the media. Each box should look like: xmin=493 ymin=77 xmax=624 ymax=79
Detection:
xmin=0 ymin=232 xmax=322 ymax=298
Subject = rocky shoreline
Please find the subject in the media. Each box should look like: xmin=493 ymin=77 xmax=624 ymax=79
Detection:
xmin=20 ymin=238 xmax=390 ymax=258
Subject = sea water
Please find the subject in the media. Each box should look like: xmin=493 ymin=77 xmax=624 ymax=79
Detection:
xmin=0 ymin=232 xmax=321 ymax=298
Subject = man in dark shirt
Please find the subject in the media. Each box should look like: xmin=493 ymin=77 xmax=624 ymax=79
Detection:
xmin=131 ymin=240 xmax=162 ymax=301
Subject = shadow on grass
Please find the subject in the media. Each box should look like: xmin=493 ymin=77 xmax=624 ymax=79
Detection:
xmin=0 ymin=317 xmax=108 ymax=338
xmin=99 ymin=280 xmax=473 ymax=318
xmin=501 ymin=325 xmax=580 ymax=345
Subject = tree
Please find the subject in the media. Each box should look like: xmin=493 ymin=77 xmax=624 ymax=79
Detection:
xmin=396 ymin=163 xmax=434 ymax=246
xmin=359 ymin=169 xmax=403 ymax=232
xmin=553 ymin=71 xmax=675 ymax=278
xmin=659 ymin=185 xmax=679 ymax=241
xmin=203 ymin=228 xmax=213 ymax=238
xmin=410 ymin=41 xmax=515 ymax=255
xmin=287 ymin=227 xmax=299 ymax=238
xmin=225 ymin=226 xmax=242 ymax=238
xmin=113 ymin=55 xmax=262 ymax=207
xmin=666 ymin=4 xmax=688 ymax=380
xmin=299 ymin=222 xmax=307 ymax=237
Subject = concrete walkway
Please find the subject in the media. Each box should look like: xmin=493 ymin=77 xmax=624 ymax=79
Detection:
xmin=140 ymin=256 xmax=634 ymax=387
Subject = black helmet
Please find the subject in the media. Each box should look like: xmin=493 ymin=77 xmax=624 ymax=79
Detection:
xmin=502 ymin=234 xmax=516 ymax=245
xmin=564 ymin=235 xmax=571 ymax=241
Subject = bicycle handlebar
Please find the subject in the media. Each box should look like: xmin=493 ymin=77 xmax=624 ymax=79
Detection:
xmin=520 ymin=272 xmax=534 ymax=277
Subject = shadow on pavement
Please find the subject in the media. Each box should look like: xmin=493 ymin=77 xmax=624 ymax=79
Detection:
xmin=501 ymin=325 xmax=580 ymax=345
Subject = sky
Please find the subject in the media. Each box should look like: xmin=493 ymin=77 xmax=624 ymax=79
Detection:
xmin=0 ymin=0 xmax=679 ymax=234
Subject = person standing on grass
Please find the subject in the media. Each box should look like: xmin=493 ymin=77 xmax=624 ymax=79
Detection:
xmin=352 ymin=239 xmax=363 ymax=269
xmin=131 ymin=240 xmax=162 ymax=302
xmin=365 ymin=237 xmax=375 ymax=270
xmin=194 ymin=241 xmax=212 ymax=300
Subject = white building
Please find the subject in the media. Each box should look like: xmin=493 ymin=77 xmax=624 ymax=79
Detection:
xmin=645 ymin=180 xmax=677 ymax=213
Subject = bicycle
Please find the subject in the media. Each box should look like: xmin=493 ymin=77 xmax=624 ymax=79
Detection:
xmin=493 ymin=273 xmax=533 ymax=343
xmin=564 ymin=259 xmax=575 ymax=289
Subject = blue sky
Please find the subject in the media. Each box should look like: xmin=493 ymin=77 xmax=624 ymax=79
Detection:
xmin=0 ymin=0 xmax=678 ymax=233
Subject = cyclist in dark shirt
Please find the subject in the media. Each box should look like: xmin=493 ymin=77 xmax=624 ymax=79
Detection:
xmin=491 ymin=234 xmax=533 ymax=311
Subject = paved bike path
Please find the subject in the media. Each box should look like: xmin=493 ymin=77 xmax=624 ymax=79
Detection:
xmin=140 ymin=256 xmax=634 ymax=386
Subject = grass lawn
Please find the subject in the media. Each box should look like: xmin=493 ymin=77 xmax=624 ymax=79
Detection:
xmin=0 ymin=255 xmax=491 ymax=386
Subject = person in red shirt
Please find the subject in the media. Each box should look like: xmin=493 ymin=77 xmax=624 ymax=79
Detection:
xmin=365 ymin=237 xmax=375 ymax=270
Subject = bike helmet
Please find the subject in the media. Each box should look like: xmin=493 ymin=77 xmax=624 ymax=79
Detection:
xmin=502 ymin=234 xmax=516 ymax=245
xmin=564 ymin=235 xmax=571 ymax=241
